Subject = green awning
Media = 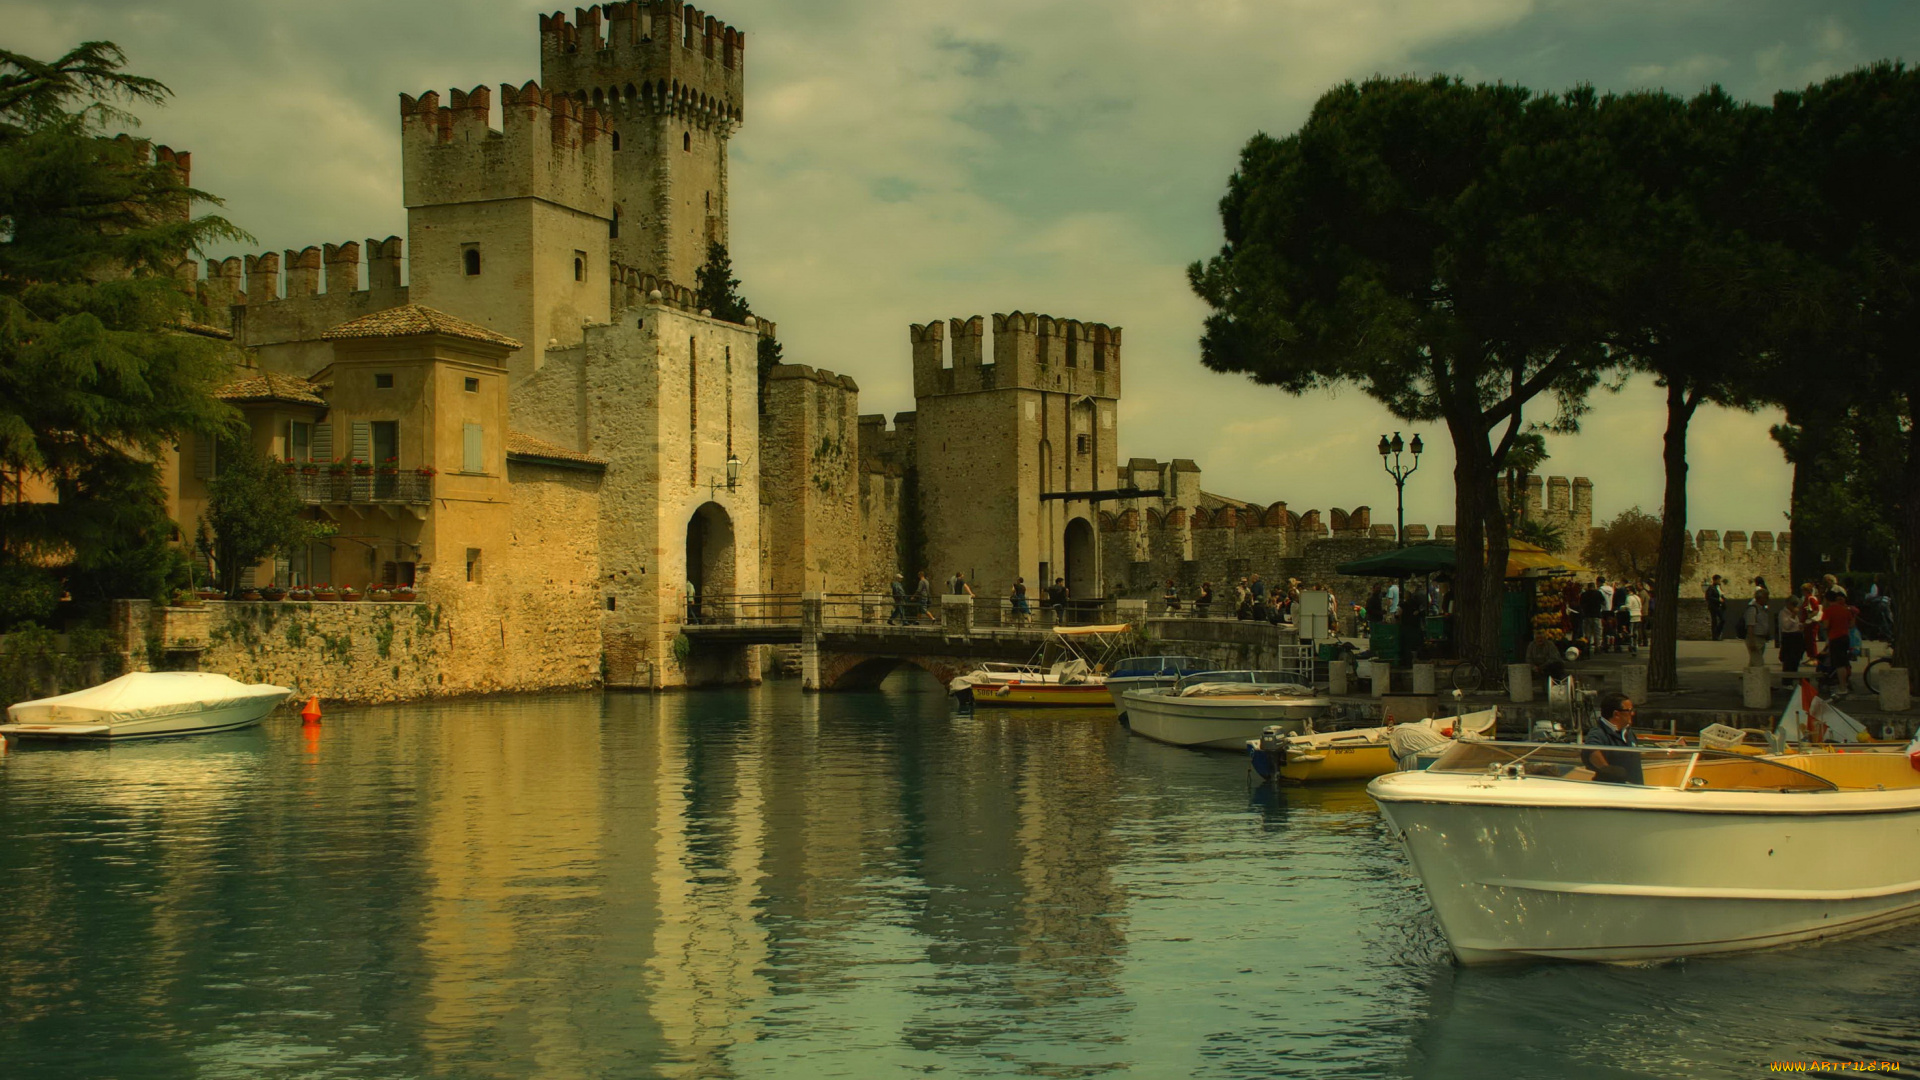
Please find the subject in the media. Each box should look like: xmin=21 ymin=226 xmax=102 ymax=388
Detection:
xmin=1334 ymin=543 xmax=1457 ymax=578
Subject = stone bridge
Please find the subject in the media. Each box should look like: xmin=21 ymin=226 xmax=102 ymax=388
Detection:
xmin=679 ymin=595 xmax=1306 ymax=691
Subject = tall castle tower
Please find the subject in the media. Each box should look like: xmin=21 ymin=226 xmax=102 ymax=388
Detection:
xmin=910 ymin=313 xmax=1123 ymax=602
xmin=401 ymin=83 xmax=614 ymax=382
xmin=539 ymin=2 xmax=744 ymax=286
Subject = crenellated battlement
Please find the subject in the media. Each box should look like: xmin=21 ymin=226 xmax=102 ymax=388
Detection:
xmin=188 ymin=237 xmax=405 ymax=307
xmin=911 ymin=311 xmax=1123 ymax=399
xmin=401 ymin=82 xmax=613 ymax=218
xmin=606 ymin=260 xmax=774 ymax=338
xmin=539 ymin=2 xmax=745 ymax=126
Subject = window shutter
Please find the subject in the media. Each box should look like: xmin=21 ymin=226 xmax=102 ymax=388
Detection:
xmin=193 ymin=435 xmax=215 ymax=480
xmin=311 ymin=422 xmax=333 ymax=464
xmin=463 ymin=423 xmax=483 ymax=473
xmin=351 ymin=421 xmax=371 ymax=465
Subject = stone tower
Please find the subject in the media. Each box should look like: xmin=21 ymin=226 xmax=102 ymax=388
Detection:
xmin=400 ymin=83 xmax=614 ymax=383
xmin=910 ymin=312 xmax=1123 ymax=604
xmin=539 ymin=2 xmax=744 ymax=286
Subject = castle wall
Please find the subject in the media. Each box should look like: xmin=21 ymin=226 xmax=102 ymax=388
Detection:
xmin=212 ymin=239 xmax=409 ymax=376
xmin=759 ymin=364 xmax=863 ymax=597
xmin=540 ymin=1 xmax=744 ymax=285
xmin=912 ymin=313 xmax=1122 ymax=601
xmin=401 ymin=84 xmax=614 ymax=383
xmin=570 ymin=303 xmax=761 ymax=688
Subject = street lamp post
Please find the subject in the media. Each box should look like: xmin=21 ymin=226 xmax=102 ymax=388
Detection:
xmin=1378 ymin=431 xmax=1423 ymax=547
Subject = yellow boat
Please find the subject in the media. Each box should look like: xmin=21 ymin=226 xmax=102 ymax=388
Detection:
xmin=1277 ymin=737 xmax=1398 ymax=782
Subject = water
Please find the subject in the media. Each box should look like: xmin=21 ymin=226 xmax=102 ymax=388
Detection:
xmin=2 ymin=672 xmax=1917 ymax=1079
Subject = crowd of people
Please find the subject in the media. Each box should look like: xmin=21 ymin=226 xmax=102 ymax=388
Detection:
xmin=1713 ymin=572 xmax=1893 ymax=699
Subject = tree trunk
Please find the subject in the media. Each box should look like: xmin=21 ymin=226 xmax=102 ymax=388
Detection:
xmin=1648 ymin=383 xmax=1697 ymax=692
xmin=1895 ymin=392 xmax=1920 ymax=694
xmin=1449 ymin=424 xmax=1504 ymax=669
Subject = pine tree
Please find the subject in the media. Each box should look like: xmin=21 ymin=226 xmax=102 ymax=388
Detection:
xmin=0 ymin=43 xmax=247 ymax=610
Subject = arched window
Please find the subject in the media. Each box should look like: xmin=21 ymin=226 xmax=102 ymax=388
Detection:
xmin=463 ymin=248 xmax=480 ymax=276
xmin=683 ymin=131 xmax=691 ymax=151
xmin=612 ymin=131 xmax=621 ymax=151
xmin=574 ymin=257 xmax=585 ymax=282
xmin=610 ymin=207 xmax=620 ymax=239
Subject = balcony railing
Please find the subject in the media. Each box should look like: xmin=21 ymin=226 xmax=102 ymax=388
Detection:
xmin=290 ymin=471 xmax=433 ymax=505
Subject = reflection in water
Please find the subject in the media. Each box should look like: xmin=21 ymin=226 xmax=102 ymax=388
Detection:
xmin=3 ymin=674 xmax=1920 ymax=1078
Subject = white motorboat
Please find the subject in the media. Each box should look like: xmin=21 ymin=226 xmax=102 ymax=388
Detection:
xmin=1369 ymin=739 xmax=1920 ymax=964
xmin=1103 ymin=655 xmax=1206 ymax=713
xmin=1121 ymin=674 xmax=1331 ymax=749
xmin=1246 ymin=708 xmax=1499 ymax=783
xmin=948 ymin=624 xmax=1131 ymax=708
xmin=1 ymin=671 xmax=292 ymax=741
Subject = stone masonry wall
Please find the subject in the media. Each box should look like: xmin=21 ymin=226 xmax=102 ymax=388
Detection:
xmin=759 ymin=364 xmax=864 ymax=596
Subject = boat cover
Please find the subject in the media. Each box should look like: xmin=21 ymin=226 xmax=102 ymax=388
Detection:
xmin=7 ymin=672 xmax=291 ymax=725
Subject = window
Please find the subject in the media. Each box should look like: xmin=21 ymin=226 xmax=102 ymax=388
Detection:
xmin=464 ymin=377 xmax=479 ymax=393
xmin=371 ymin=420 xmax=399 ymax=497
xmin=610 ymin=207 xmax=620 ymax=239
xmin=1076 ymin=433 xmax=1091 ymax=454
xmin=463 ymin=246 xmax=481 ymax=276
xmin=465 ymin=548 xmax=482 ymax=584
xmin=287 ymin=420 xmax=312 ymax=463
xmin=375 ymin=373 xmax=394 ymax=389
xmin=192 ymin=434 xmax=218 ymax=480
xmin=704 ymin=191 xmax=710 ymax=209
xmin=463 ymin=422 xmax=483 ymax=473
xmin=574 ymin=251 xmax=586 ymax=282
xmin=611 ymin=131 xmax=621 ymax=151
xmin=683 ymin=131 xmax=691 ymax=151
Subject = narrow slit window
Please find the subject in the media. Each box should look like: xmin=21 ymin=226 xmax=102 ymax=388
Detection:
xmin=463 ymin=246 xmax=480 ymax=276
xmin=574 ymin=251 xmax=586 ymax=282
xmin=683 ymin=131 xmax=691 ymax=151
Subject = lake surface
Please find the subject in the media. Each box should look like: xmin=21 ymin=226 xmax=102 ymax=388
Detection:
xmin=3 ymin=672 xmax=1917 ymax=1079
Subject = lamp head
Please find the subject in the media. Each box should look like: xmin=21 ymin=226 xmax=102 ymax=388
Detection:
xmin=1390 ymin=432 xmax=1405 ymax=455
xmin=1377 ymin=435 xmax=1391 ymax=457
xmin=1410 ymin=433 xmax=1424 ymax=456
xmin=725 ymin=453 xmax=741 ymax=490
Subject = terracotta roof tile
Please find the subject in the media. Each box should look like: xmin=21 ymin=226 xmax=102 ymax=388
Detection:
xmin=215 ymin=370 xmax=327 ymax=406
xmin=321 ymin=304 xmax=523 ymax=349
xmin=506 ymin=430 xmax=606 ymax=468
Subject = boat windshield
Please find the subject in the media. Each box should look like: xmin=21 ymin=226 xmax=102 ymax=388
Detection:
xmin=1425 ymin=741 xmax=1838 ymax=792
xmin=1110 ymin=655 xmax=1202 ymax=676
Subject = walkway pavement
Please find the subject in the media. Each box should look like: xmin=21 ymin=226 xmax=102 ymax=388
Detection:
xmin=1328 ymin=638 xmax=1914 ymax=738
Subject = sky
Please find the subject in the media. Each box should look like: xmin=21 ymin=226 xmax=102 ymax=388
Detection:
xmin=9 ymin=0 xmax=1917 ymax=534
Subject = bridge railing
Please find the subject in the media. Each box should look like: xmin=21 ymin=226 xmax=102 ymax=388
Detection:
xmin=685 ymin=593 xmax=804 ymax=626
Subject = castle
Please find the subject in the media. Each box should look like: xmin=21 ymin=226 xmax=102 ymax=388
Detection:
xmin=132 ymin=2 xmax=1786 ymax=697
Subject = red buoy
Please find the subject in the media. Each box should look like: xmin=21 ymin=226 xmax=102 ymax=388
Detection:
xmin=300 ymin=694 xmax=322 ymax=725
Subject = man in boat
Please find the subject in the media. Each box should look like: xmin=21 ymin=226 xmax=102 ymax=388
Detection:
xmin=1582 ymin=691 xmax=1643 ymax=784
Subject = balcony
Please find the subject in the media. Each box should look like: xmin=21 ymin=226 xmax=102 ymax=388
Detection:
xmin=291 ymin=471 xmax=433 ymax=519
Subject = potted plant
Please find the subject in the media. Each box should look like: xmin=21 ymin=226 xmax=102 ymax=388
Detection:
xmin=327 ymin=458 xmax=352 ymax=476
xmin=377 ymin=456 xmax=400 ymax=476
xmin=239 ymin=587 xmax=263 ymax=601
xmin=312 ymin=582 xmax=338 ymax=601
xmin=289 ymin=585 xmax=312 ymax=602
xmin=171 ymin=589 xmax=202 ymax=608
xmin=197 ymin=586 xmax=222 ymax=601
xmin=262 ymin=585 xmax=287 ymax=602
xmin=351 ymin=458 xmax=373 ymax=476
xmin=368 ymin=584 xmax=393 ymax=602
xmin=415 ymin=465 xmax=437 ymax=478
xmin=393 ymin=584 xmax=417 ymax=602
xmin=339 ymin=584 xmax=362 ymax=602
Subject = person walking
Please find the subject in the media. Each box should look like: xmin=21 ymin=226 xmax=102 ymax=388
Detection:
xmin=888 ymin=573 xmax=908 ymax=625
xmin=686 ymin=578 xmax=700 ymax=625
xmin=1196 ymin=581 xmax=1213 ymax=618
xmin=1778 ymin=584 xmax=1807 ymax=673
xmin=1705 ymin=575 xmax=1727 ymax=640
xmin=1010 ymin=576 xmax=1031 ymax=625
xmin=1047 ymin=577 xmax=1069 ymax=626
xmin=1742 ymin=577 xmax=1774 ymax=669
xmin=947 ymin=570 xmax=974 ymax=598
xmin=1162 ymin=578 xmax=1181 ymax=614
xmin=1579 ymin=579 xmax=1606 ymax=645
xmin=913 ymin=570 xmax=934 ymax=622
xmin=1365 ymin=584 xmax=1385 ymax=635
xmin=1623 ymin=585 xmax=1642 ymax=656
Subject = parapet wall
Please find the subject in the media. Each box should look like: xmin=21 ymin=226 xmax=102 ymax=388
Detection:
xmin=607 ymin=262 xmax=776 ymax=340
xmin=911 ymin=312 xmax=1121 ymax=400
xmin=193 ymin=238 xmax=410 ymax=373
xmin=401 ymin=83 xmax=613 ymax=217
xmin=539 ymin=2 xmax=745 ymax=123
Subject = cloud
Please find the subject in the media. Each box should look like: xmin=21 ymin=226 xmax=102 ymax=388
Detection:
xmin=14 ymin=0 xmax=1903 ymax=540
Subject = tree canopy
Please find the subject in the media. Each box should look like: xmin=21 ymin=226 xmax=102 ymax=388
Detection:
xmin=1189 ymin=76 xmax=1619 ymax=664
xmin=0 ymin=42 xmax=245 ymax=610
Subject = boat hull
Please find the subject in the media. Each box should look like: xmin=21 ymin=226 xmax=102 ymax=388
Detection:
xmin=1370 ymin=769 xmax=1920 ymax=964
xmin=1121 ymin=691 xmax=1319 ymax=749
xmin=0 ymin=692 xmax=284 ymax=741
xmin=970 ymin=682 xmax=1112 ymax=708
xmin=1277 ymin=743 xmax=1397 ymax=783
